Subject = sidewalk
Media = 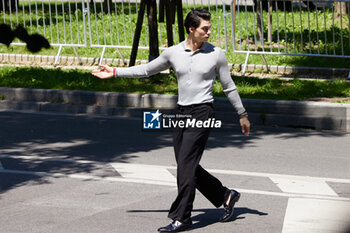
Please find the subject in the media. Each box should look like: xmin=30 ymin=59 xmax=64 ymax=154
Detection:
xmin=0 ymin=87 xmax=349 ymax=131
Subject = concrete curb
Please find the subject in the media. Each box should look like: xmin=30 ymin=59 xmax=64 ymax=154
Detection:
xmin=0 ymin=87 xmax=349 ymax=131
xmin=233 ymin=64 xmax=350 ymax=78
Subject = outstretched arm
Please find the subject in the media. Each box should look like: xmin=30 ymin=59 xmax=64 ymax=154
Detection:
xmin=92 ymin=49 xmax=171 ymax=79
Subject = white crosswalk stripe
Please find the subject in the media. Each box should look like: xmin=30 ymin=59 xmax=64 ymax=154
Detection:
xmin=282 ymin=198 xmax=350 ymax=233
xmin=110 ymin=163 xmax=176 ymax=186
xmin=270 ymin=177 xmax=338 ymax=196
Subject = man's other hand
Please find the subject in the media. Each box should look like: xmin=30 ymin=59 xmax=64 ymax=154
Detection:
xmin=240 ymin=117 xmax=250 ymax=136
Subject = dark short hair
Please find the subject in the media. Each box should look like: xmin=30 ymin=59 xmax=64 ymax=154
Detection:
xmin=184 ymin=9 xmax=211 ymax=34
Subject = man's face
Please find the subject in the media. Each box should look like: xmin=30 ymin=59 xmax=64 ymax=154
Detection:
xmin=190 ymin=19 xmax=211 ymax=42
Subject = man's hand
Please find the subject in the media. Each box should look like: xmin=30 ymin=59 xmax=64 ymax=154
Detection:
xmin=92 ymin=65 xmax=114 ymax=79
xmin=240 ymin=117 xmax=250 ymax=136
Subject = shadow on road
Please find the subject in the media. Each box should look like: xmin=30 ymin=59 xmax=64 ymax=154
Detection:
xmin=0 ymin=111 xmax=348 ymax=196
xmin=127 ymin=207 xmax=268 ymax=230
xmin=192 ymin=207 xmax=268 ymax=230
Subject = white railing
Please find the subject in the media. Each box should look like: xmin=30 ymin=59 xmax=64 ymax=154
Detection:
xmin=231 ymin=0 xmax=350 ymax=74
xmin=2 ymin=0 xmax=89 ymax=65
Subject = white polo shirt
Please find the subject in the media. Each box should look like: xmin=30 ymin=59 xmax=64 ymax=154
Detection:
xmin=115 ymin=41 xmax=246 ymax=115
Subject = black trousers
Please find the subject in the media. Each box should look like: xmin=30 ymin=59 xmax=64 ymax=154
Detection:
xmin=168 ymin=103 xmax=229 ymax=222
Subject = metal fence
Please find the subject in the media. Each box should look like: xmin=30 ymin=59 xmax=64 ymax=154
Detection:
xmin=86 ymin=0 xmax=231 ymax=49
xmin=1 ymin=0 xmax=350 ymax=71
xmin=86 ymin=0 xmax=231 ymax=64
xmin=1 ymin=0 xmax=89 ymax=65
xmin=232 ymin=0 xmax=350 ymax=74
xmin=1 ymin=0 xmax=231 ymax=65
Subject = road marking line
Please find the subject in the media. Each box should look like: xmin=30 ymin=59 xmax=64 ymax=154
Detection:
xmin=0 ymin=169 xmax=177 ymax=186
xmin=0 ymin=140 xmax=90 ymax=154
xmin=236 ymin=188 xmax=350 ymax=202
xmin=1 ymin=155 xmax=350 ymax=186
xmin=1 ymin=168 xmax=350 ymax=202
xmin=109 ymin=163 xmax=344 ymax=198
xmin=0 ymin=154 xmax=108 ymax=164
xmin=107 ymin=161 xmax=350 ymax=185
xmin=282 ymin=198 xmax=350 ymax=233
xmin=207 ymin=168 xmax=350 ymax=184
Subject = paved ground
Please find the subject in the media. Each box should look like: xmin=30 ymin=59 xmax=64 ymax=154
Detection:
xmin=0 ymin=110 xmax=350 ymax=233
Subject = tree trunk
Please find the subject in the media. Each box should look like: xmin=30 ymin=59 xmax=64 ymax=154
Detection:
xmin=102 ymin=0 xmax=113 ymax=14
xmin=129 ymin=0 xmax=159 ymax=66
xmin=256 ymin=0 xmax=263 ymax=43
xmin=176 ymin=0 xmax=185 ymax=42
xmin=267 ymin=0 xmax=272 ymax=43
xmin=334 ymin=2 xmax=347 ymax=18
xmin=147 ymin=0 xmax=159 ymax=60
xmin=165 ymin=0 xmax=174 ymax=47
xmin=129 ymin=0 xmax=146 ymax=67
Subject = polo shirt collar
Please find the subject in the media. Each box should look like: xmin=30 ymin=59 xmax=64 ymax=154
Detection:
xmin=182 ymin=40 xmax=208 ymax=52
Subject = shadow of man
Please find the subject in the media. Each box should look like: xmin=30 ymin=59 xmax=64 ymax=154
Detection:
xmin=191 ymin=207 xmax=268 ymax=230
xmin=128 ymin=207 xmax=268 ymax=230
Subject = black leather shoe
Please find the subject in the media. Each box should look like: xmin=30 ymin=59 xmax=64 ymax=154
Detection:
xmin=220 ymin=189 xmax=240 ymax=222
xmin=157 ymin=219 xmax=192 ymax=232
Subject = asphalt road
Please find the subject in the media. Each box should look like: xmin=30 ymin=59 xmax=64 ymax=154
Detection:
xmin=0 ymin=110 xmax=350 ymax=233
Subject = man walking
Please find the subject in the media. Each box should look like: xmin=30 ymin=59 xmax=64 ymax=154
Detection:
xmin=92 ymin=8 xmax=250 ymax=232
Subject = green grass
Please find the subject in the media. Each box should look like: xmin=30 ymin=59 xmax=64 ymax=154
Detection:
xmin=1 ymin=2 xmax=350 ymax=68
xmin=1 ymin=66 xmax=349 ymax=102
xmin=232 ymin=76 xmax=350 ymax=101
xmin=0 ymin=66 xmax=178 ymax=94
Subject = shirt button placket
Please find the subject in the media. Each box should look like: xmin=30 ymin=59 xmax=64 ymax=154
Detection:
xmin=187 ymin=52 xmax=193 ymax=85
